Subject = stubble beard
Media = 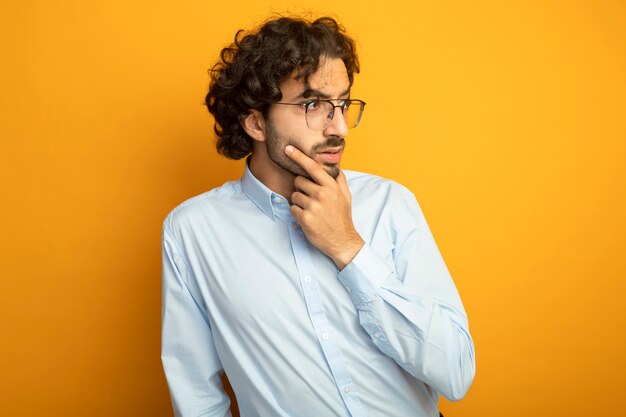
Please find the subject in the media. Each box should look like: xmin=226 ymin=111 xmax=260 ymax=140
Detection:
xmin=264 ymin=119 xmax=344 ymax=180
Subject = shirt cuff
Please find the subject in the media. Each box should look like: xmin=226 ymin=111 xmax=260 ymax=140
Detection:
xmin=337 ymin=243 xmax=395 ymax=307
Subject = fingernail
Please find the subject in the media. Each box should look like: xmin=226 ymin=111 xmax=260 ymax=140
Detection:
xmin=285 ymin=145 xmax=294 ymax=155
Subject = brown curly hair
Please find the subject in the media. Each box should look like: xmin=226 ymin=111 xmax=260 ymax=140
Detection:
xmin=205 ymin=16 xmax=360 ymax=160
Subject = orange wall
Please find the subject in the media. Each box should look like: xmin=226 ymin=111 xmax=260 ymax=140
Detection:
xmin=1 ymin=1 xmax=625 ymax=416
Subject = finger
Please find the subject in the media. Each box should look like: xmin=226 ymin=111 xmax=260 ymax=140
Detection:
xmin=290 ymin=204 xmax=304 ymax=223
xmin=285 ymin=145 xmax=334 ymax=186
xmin=294 ymin=175 xmax=321 ymax=196
xmin=336 ymin=170 xmax=351 ymax=201
xmin=290 ymin=191 xmax=310 ymax=209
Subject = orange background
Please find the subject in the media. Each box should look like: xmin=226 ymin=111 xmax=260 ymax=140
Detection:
xmin=1 ymin=1 xmax=625 ymax=416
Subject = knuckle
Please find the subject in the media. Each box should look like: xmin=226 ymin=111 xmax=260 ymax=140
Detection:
xmin=309 ymin=201 xmax=320 ymax=212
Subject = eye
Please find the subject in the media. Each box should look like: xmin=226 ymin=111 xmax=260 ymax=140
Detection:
xmin=304 ymin=100 xmax=322 ymax=111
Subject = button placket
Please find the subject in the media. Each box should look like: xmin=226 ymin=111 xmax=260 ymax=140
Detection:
xmin=286 ymin=215 xmax=366 ymax=417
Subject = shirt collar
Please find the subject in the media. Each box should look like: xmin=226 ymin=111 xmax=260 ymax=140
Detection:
xmin=240 ymin=158 xmax=291 ymax=223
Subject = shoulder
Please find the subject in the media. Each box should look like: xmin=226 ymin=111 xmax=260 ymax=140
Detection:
xmin=344 ymin=171 xmax=430 ymax=249
xmin=344 ymin=169 xmax=416 ymax=202
xmin=162 ymin=178 xmax=244 ymax=235
xmin=344 ymin=169 xmax=425 ymax=230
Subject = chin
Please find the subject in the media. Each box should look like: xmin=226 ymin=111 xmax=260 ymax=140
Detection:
xmin=323 ymin=164 xmax=341 ymax=179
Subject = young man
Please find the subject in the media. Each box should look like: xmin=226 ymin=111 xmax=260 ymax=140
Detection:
xmin=162 ymin=16 xmax=475 ymax=417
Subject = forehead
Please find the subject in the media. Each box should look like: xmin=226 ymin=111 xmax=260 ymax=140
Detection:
xmin=280 ymin=57 xmax=350 ymax=99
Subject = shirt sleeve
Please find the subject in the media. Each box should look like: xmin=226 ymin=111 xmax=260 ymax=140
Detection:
xmin=337 ymin=185 xmax=476 ymax=401
xmin=161 ymin=222 xmax=233 ymax=417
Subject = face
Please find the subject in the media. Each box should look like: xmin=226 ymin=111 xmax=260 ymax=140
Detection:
xmin=263 ymin=57 xmax=351 ymax=179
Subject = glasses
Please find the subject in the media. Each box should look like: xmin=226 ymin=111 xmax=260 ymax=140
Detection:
xmin=274 ymin=99 xmax=366 ymax=131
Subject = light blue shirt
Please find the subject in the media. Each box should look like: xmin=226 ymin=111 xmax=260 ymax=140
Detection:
xmin=161 ymin=163 xmax=475 ymax=417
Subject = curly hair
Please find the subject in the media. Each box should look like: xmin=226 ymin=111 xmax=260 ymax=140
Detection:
xmin=205 ymin=16 xmax=360 ymax=160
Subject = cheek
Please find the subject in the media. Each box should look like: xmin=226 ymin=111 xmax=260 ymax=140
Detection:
xmin=295 ymin=135 xmax=320 ymax=156
xmin=277 ymin=127 xmax=314 ymax=152
xmin=268 ymin=112 xmax=321 ymax=154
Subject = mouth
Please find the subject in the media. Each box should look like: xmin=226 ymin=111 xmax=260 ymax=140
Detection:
xmin=316 ymin=146 xmax=343 ymax=164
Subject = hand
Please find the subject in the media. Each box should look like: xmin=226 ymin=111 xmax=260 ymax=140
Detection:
xmin=285 ymin=145 xmax=364 ymax=270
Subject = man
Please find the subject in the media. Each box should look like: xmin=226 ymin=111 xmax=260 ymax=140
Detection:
xmin=162 ymin=16 xmax=475 ymax=417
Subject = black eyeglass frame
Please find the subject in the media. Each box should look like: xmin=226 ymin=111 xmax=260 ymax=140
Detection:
xmin=273 ymin=98 xmax=367 ymax=131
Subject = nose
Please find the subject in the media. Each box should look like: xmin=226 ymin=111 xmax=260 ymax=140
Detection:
xmin=324 ymin=105 xmax=349 ymax=138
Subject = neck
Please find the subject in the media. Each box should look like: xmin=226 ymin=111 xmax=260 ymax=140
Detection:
xmin=248 ymin=152 xmax=296 ymax=201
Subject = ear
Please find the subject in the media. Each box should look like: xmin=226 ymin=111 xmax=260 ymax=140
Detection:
xmin=241 ymin=110 xmax=267 ymax=142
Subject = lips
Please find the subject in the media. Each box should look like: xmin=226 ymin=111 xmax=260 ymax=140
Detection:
xmin=318 ymin=146 xmax=343 ymax=154
xmin=317 ymin=147 xmax=343 ymax=164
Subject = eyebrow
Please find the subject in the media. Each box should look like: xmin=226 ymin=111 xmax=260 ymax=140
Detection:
xmin=296 ymin=87 xmax=351 ymax=100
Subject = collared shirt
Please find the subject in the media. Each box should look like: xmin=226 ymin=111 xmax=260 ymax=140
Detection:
xmin=161 ymin=163 xmax=475 ymax=417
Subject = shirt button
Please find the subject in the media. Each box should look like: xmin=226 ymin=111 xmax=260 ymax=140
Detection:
xmin=304 ymin=275 xmax=312 ymax=283
xmin=273 ymin=196 xmax=282 ymax=203
xmin=321 ymin=332 xmax=329 ymax=340
xmin=344 ymin=386 xmax=351 ymax=393
xmin=373 ymin=332 xmax=381 ymax=339
xmin=345 ymin=286 xmax=352 ymax=293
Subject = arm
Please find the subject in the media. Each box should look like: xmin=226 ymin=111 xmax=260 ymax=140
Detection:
xmin=161 ymin=223 xmax=232 ymax=417
xmin=283 ymin=146 xmax=475 ymax=401
xmin=337 ymin=186 xmax=475 ymax=401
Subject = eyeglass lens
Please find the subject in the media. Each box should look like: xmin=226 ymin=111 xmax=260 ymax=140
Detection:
xmin=306 ymin=101 xmax=364 ymax=131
